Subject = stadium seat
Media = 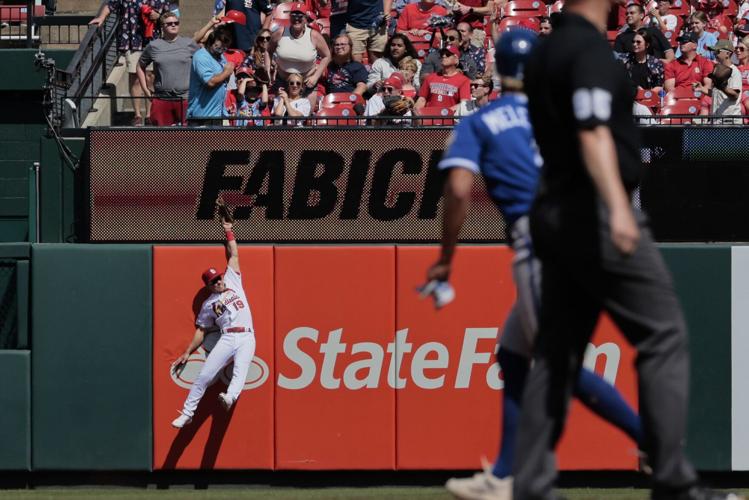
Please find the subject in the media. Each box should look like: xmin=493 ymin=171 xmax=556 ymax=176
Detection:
xmin=722 ymin=0 xmax=738 ymax=17
xmin=0 ymin=4 xmax=44 ymax=25
xmin=502 ymin=0 xmax=547 ymax=17
xmin=268 ymin=3 xmax=293 ymax=30
xmin=414 ymin=106 xmax=455 ymax=126
xmin=659 ymin=100 xmax=700 ymax=124
xmin=669 ymin=0 xmax=691 ymax=17
xmin=497 ymin=16 xmax=540 ymax=32
xmin=635 ymin=88 xmax=662 ymax=109
xmin=321 ymin=92 xmax=365 ymax=109
xmin=405 ymin=32 xmax=434 ymax=61
xmin=316 ymin=105 xmax=359 ymax=126
xmin=606 ymin=30 xmax=618 ymax=46
xmin=310 ymin=16 xmax=330 ymax=35
xmin=664 ymin=86 xmax=703 ymax=104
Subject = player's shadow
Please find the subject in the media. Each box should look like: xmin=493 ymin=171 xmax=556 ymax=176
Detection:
xmin=161 ymin=380 xmax=237 ymax=471
xmin=160 ymin=286 xmax=235 ymax=472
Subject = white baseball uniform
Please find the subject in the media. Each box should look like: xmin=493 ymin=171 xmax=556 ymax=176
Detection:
xmin=180 ymin=266 xmax=256 ymax=417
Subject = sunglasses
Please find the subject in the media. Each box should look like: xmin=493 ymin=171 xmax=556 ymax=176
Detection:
xmin=334 ymin=43 xmax=350 ymax=47
xmin=383 ymin=86 xmax=396 ymax=92
xmin=288 ymin=81 xmax=303 ymax=86
xmin=446 ymin=35 xmax=458 ymax=41
xmin=470 ymin=83 xmax=486 ymax=88
xmin=209 ymin=277 xmax=222 ymax=285
xmin=290 ymin=12 xmax=305 ymax=18
xmin=164 ymin=21 xmax=179 ymax=26
xmin=257 ymin=35 xmax=270 ymax=41
xmin=738 ymin=46 xmax=748 ymax=51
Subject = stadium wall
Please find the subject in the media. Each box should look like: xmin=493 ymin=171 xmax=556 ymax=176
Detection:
xmin=7 ymin=243 xmax=746 ymax=472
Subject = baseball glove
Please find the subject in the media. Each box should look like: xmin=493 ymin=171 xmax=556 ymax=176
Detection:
xmin=709 ymin=63 xmax=732 ymax=91
xmin=383 ymin=95 xmax=414 ymax=116
xmin=216 ymin=196 xmax=234 ymax=223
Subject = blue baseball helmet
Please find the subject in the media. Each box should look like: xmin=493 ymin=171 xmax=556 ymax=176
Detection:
xmin=495 ymin=28 xmax=538 ymax=80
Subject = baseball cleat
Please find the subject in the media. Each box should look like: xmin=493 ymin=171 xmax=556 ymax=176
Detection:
xmin=445 ymin=458 xmax=512 ymax=500
xmin=218 ymin=392 xmax=233 ymax=411
xmin=171 ymin=412 xmax=192 ymax=428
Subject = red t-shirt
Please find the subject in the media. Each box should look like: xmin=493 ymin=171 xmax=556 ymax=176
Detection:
xmin=396 ymin=2 xmax=449 ymax=32
xmin=664 ymin=55 xmax=714 ymax=88
xmin=453 ymin=0 xmax=487 ymax=28
xmin=418 ymin=71 xmax=471 ymax=109
xmin=306 ymin=0 xmax=331 ymax=19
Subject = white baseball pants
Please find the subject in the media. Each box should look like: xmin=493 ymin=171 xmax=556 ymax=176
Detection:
xmin=181 ymin=332 xmax=256 ymax=417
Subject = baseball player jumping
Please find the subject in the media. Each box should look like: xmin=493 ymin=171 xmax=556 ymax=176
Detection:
xmin=425 ymin=28 xmax=642 ymax=500
xmin=171 ymin=216 xmax=256 ymax=428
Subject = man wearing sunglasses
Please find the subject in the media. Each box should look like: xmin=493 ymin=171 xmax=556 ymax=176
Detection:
xmin=187 ymin=30 xmax=235 ymax=125
xmin=137 ymin=11 xmax=199 ymax=126
xmin=171 ymin=216 xmax=256 ymax=428
xmin=415 ymin=44 xmax=471 ymax=112
xmin=455 ymin=73 xmax=492 ymax=116
xmin=420 ymin=28 xmax=481 ymax=80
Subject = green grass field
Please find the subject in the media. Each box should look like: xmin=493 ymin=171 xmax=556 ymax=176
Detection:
xmin=1 ymin=487 xmax=746 ymax=499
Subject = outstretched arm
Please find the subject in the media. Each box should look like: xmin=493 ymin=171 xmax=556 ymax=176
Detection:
xmin=427 ymin=167 xmax=473 ymax=281
xmin=223 ymin=220 xmax=240 ymax=273
xmin=172 ymin=327 xmax=206 ymax=368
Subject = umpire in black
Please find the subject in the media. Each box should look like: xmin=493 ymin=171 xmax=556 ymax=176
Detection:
xmin=512 ymin=0 xmax=742 ymax=498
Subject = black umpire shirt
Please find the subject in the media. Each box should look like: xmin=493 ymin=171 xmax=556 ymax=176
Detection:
xmin=614 ymin=25 xmax=672 ymax=59
xmin=524 ymin=13 xmax=642 ymax=243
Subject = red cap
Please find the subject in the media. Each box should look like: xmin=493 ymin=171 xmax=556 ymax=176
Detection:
xmin=235 ymin=65 xmax=255 ymax=77
xmin=221 ymin=9 xmax=247 ymax=24
xmin=288 ymin=1 xmax=308 ymax=13
xmin=383 ymin=74 xmax=404 ymax=90
xmin=440 ymin=44 xmax=460 ymax=57
xmin=201 ymin=267 xmax=224 ymax=286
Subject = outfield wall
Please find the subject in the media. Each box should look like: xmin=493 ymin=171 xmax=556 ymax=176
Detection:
xmin=3 ymin=243 xmax=744 ymax=471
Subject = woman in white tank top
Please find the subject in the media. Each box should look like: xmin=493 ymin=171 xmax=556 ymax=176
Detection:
xmin=270 ymin=2 xmax=331 ymax=109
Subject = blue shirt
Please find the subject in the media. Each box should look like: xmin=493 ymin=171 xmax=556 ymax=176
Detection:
xmin=347 ymin=0 xmax=384 ymax=29
xmin=188 ymin=48 xmax=228 ymax=119
xmin=675 ymin=31 xmax=718 ymax=61
xmin=438 ymin=93 xmax=543 ymax=226
xmin=226 ymin=0 xmax=271 ymax=50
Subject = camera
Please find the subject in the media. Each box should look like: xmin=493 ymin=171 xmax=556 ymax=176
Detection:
xmin=427 ymin=15 xmax=453 ymax=29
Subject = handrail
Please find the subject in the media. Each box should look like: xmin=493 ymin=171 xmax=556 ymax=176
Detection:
xmin=49 ymin=12 xmax=120 ymax=128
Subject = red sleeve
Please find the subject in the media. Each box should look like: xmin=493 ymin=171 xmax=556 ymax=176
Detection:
xmin=396 ymin=5 xmax=410 ymax=30
xmin=664 ymin=61 xmax=676 ymax=80
xmin=458 ymin=76 xmax=471 ymax=100
xmin=418 ymin=74 xmax=431 ymax=99
xmin=701 ymin=58 xmax=714 ymax=78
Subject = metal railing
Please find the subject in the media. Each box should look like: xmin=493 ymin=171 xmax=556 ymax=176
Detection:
xmin=37 ymin=15 xmax=95 ymax=47
xmin=0 ymin=0 xmax=43 ymax=47
xmin=47 ymin=13 xmax=120 ymax=128
xmin=62 ymin=96 xmax=749 ymax=128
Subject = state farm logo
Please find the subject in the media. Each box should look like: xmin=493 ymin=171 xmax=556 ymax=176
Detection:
xmin=170 ymin=327 xmax=622 ymax=391
xmin=170 ymin=347 xmax=270 ymax=391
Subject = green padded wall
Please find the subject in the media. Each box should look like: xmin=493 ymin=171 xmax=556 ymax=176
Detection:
xmin=662 ymin=245 xmax=732 ymax=471
xmin=31 ymin=244 xmax=152 ymax=470
xmin=0 ymin=350 xmax=30 ymax=470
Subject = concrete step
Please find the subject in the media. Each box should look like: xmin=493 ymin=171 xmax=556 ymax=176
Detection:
xmin=56 ymin=0 xmax=102 ymax=15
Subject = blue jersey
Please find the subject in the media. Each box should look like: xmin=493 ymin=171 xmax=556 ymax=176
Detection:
xmin=438 ymin=93 xmax=542 ymax=226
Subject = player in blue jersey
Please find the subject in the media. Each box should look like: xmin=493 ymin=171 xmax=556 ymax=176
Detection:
xmin=426 ymin=29 xmax=643 ymax=500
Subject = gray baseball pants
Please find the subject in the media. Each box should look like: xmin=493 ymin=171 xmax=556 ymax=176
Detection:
xmin=513 ymin=207 xmax=698 ymax=499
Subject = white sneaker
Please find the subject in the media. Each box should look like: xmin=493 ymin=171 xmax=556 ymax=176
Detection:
xmin=445 ymin=458 xmax=512 ymax=500
xmin=218 ymin=392 xmax=233 ymax=411
xmin=171 ymin=412 xmax=192 ymax=428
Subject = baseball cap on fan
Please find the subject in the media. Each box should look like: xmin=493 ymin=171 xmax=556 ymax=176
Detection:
xmin=288 ymin=1 xmax=308 ymax=14
xmin=202 ymin=268 xmax=224 ymax=286
xmin=221 ymin=9 xmax=247 ymax=25
xmin=440 ymin=44 xmax=460 ymax=57
xmin=383 ymin=73 xmax=404 ymax=90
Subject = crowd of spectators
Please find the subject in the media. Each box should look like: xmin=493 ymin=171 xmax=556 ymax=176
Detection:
xmin=90 ymin=0 xmax=749 ymax=126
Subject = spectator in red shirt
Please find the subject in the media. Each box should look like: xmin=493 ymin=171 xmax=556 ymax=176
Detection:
xmin=664 ymin=31 xmax=714 ymax=91
xmin=414 ymin=44 xmax=471 ymax=111
xmin=396 ymin=0 xmax=449 ymax=35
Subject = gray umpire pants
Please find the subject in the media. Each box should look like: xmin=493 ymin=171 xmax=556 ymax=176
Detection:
xmin=512 ymin=207 xmax=698 ymax=499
